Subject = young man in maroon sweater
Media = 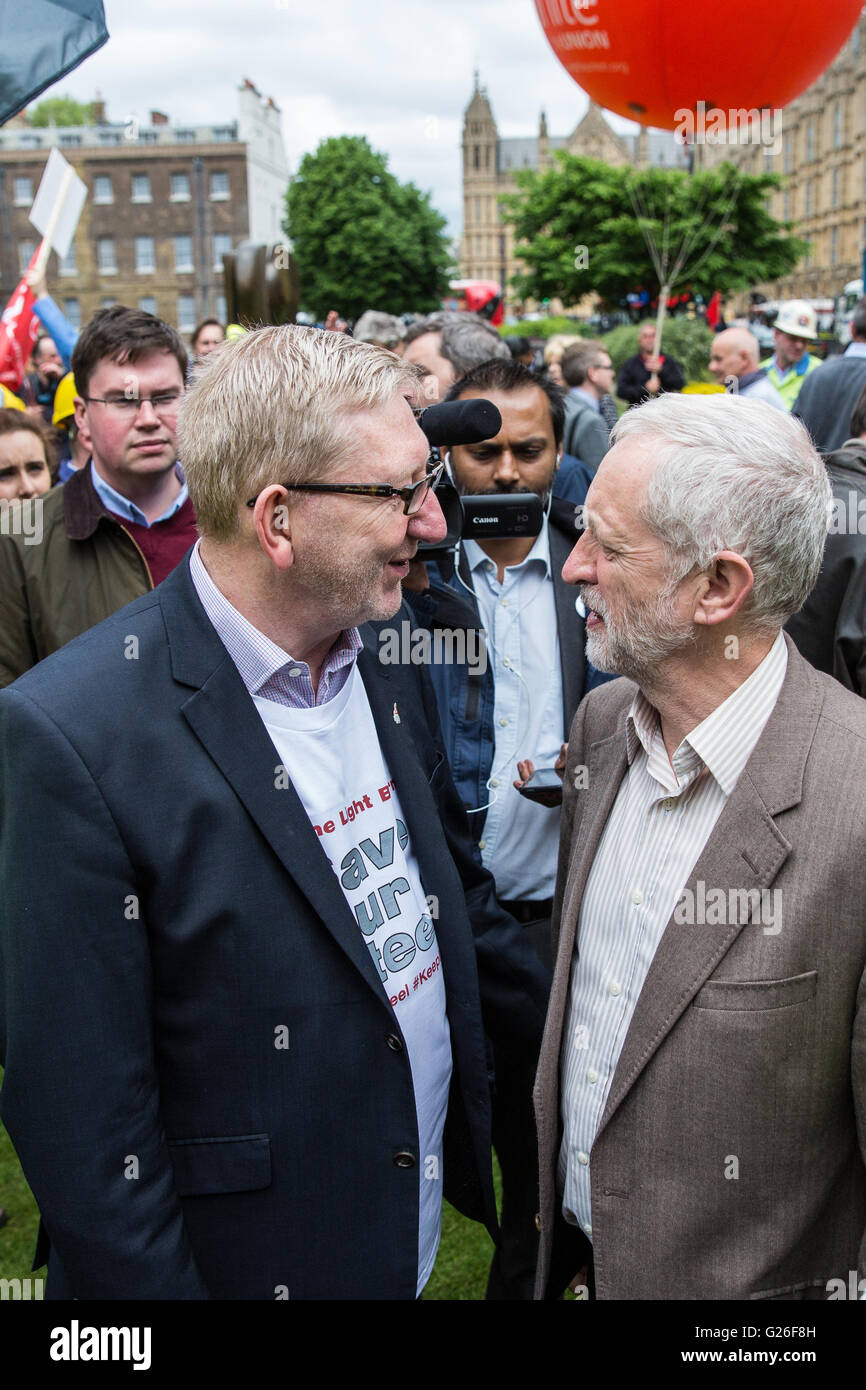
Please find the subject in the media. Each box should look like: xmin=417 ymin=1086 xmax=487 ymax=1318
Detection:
xmin=0 ymin=306 xmax=198 ymax=685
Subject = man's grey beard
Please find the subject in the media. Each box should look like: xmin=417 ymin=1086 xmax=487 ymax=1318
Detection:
xmin=581 ymin=581 xmax=699 ymax=686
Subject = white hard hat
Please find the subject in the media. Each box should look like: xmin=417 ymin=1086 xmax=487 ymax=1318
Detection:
xmin=775 ymin=300 xmax=819 ymax=341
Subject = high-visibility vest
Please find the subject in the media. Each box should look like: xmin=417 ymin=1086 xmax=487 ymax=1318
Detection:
xmin=759 ymin=353 xmax=821 ymax=408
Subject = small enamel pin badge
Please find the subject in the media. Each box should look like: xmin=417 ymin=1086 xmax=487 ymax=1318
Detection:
xmin=393 ymin=702 xmax=400 ymax=724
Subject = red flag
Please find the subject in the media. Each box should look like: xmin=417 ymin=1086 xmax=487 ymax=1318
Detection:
xmin=706 ymin=291 xmax=722 ymax=330
xmin=0 ymin=245 xmax=42 ymax=393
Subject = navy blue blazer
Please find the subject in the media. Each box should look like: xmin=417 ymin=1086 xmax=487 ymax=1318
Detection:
xmin=0 ymin=557 xmax=549 ymax=1300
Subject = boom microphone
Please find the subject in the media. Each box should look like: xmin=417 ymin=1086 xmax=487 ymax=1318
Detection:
xmin=417 ymin=398 xmax=502 ymax=447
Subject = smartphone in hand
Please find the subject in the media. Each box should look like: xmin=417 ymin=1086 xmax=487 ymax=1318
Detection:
xmin=517 ymin=768 xmax=563 ymax=806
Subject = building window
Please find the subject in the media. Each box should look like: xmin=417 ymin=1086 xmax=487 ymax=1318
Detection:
xmin=474 ymin=196 xmax=481 ymax=222
xmin=176 ymin=129 xmax=195 ymax=143
xmin=138 ymin=296 xmax=158 ymax=316
xmin=177 ymin=294 xmax=196 ymax=332
xmin=18 ymin=241 xmax=36 ymax=274
xmin=135 ymin=236 xmax=155 ymax=273
xmin=784 ymin=190 xmax=791 ymax=221
xmin=806 ymin=120 xmax=815 ymax=161
xmin=213 ymin=126 xmax=234 ymax=142
xmin=13 ymin=176 xmax=32 ymax=206
xmin=833 ymin=102 xmax=843 ymax=148
xmin=805 ymin=180 xmax=814 ymax=217
xmin=174 ymin=235 xmax=194 ymax=273
xmin=93 ymin=175 xmax=113 ymax=204
xmin=831 ymin=226 xmax=838 ymax=265
xmin=60 ymin=134 xmax=82 ymax=147
xmin=138 ymin=131 xmax=157 ymax=144
xmin=212 ymin=233 xmax=232 ymax=269
xmin=852 ymin=25 xmax=861 ymax=58
xmin=215 ymin=293 xmax=227 ymax=323
xmin=99 ymin=132 xmax=121 ymax=145
xmin=63 ymin=298 xmax=81 ymax=330
xmin=473 ymin=145 xmax=480 ymax=170
xmin=485 ymin=145 xmax=490 ymax=169
xmin=783 ymin=134 xmax=793 ymax=175
xmin=209 ymin=171 xmax=230 ymax=199
xmin=131 ymin=174 xmax=152 ymax=202
xmin=19 ymin=135 xmax=42 ymax=148
xmin=170 ymin=172 xmax=190 ymax=201
xmin=59 ymin=242 xmax=77 ymax=276
xmin=100 ymin=297 xmax=117 ymax=308
xmin=832 ymin=167 xmax=841 ymax=208
xmin=97 ymin=237 xmax=117 ymax=274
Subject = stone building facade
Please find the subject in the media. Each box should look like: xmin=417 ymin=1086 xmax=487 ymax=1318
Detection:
xmin=459 ymin=75 xmax=689 ymax=305
xmin=693 ymin=14 xmax=866 ymax=304
xmin=0 ymin=79 xmax=288 ymax=339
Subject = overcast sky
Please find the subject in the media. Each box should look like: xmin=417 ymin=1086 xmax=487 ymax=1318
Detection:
xmin=44 ymin=0 xmax=640 ymax=239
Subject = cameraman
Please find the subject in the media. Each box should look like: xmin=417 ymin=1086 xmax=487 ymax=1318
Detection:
xmin=404 ymin=358 xmax=611 ymax=1300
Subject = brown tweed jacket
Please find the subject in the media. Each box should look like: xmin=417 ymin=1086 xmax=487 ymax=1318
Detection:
xmin=534 ymin=637 xmax=866 ymax=1300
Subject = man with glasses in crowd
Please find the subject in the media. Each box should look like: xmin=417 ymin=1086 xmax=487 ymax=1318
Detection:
xmin=560 ymin=340 xmax=616 ymax=473
xmin=0 ymin=305 xmax=196 ymax=686
xmin=0 ymin=324 xmax=549 ymax=1299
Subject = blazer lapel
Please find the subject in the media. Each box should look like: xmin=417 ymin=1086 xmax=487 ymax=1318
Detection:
xmin=547 ymin=723 xmax=630 ymax=1033
xmin=160 ymin=564 xmax=390 ymax=1002
xmin=595 ymin=639 xmax=819 ymax=1137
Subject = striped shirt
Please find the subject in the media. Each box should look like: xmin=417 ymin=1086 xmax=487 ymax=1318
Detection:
xmin=559 ymin=631 xmax=788 ymax=1238
xmin=189 ymin=540 xmax=361 ymax=707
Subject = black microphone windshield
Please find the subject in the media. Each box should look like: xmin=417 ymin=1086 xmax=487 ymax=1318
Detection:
xmin=418 ymin=398 xmax=502 ymax=447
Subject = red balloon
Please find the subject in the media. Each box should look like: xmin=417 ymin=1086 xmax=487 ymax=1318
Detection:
xmin=535 ymin=0 xmax=863 ymax=131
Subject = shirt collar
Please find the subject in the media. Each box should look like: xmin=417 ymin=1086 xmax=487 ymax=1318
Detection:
xmin=188 ymin=539 xmax=362 ymax=700
xmin=571 ymin=386 xmax=601 ymax=412
xmin=625 ymin=630 xmax=788 ymax=796
xmin=737 ymin=368 xmax=766 ymax=391
xmin=463 ymin=515 xmax=552 ymax=581
xmin=90 ymin=459 xmax=188 ymax=527
xmin=844 ymin=341 xmax=866 ymax=358
xmin=772 ymin=353 xmax=812 ymax=379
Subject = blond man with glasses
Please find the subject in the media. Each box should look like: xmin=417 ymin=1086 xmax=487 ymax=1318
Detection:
xmin=0 ymin=323 xmax=550 ymax=1300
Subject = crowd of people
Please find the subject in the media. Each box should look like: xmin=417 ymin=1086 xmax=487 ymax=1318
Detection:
xmin=0 ymin=284 xmax=864 ymax=1303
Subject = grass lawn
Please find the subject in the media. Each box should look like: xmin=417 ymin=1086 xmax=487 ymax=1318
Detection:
xmin=0 ymin=1065 xmax=497 ymax=1299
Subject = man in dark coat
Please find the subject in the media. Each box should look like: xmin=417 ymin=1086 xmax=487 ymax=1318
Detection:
xmin=0 ymin=325 xmax=548 ymax=1300
xmin=616 ymin=321 xmax=685 ymax=407
xmin=792 ymin=298 xmax=866 ymax=454
xmin=786 ymin=381 xmax=866 ymax=696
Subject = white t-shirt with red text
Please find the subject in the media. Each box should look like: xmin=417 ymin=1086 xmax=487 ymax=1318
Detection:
xmin=253 ymin=664 xmax=452 ymax=1294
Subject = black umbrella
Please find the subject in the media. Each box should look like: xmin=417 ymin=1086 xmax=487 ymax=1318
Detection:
xmin=0 ymin=0 xmax=108 ymax=126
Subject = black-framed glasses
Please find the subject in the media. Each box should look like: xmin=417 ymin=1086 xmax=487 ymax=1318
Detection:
xmin=83 ymin=392 xmax=184 ymax=417
xmin=245 ymin=459 xmax=446 ymax=516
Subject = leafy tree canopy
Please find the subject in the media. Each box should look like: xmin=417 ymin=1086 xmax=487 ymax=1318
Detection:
xmin=30 ymin=96 xmax=95 ymax=127
xmin=284 ymin=136 xmax=452 ymax=320
xmin=501 ymin=154 xmax=807 ymax=308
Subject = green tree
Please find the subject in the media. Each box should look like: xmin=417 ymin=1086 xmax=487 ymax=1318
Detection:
xmin=30 ymin=96 xmax=94 ymax=127
xmin=501 ymin=155 xmax=807 ymax=308
xmin=284 ymin=136 xmax=452 ymax=320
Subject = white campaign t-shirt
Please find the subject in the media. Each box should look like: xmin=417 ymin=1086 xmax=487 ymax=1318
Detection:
xmin=253 ymin=664 xmax=452 ymax=1294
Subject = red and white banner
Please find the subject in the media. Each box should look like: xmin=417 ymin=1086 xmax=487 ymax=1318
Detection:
xmin=0 ymin=245 xmax=41 ymax=393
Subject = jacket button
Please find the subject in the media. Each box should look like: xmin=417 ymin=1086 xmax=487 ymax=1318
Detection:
xmin=385 ymin=1033 xmax=403 ymax=1053
xmin=535 ymin=1212 xmax=542 ymax=1231
xmin=393 ymin=1151 xmax=416 ymax=1169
